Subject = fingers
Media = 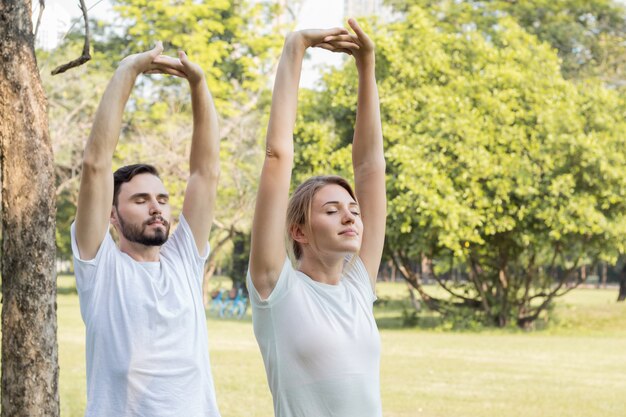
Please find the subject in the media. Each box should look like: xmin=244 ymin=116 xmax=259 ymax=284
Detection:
xmin=314 ymin=43 xmax=353 ymax=56
xmin=143 ymin=59 xmax=187 ymax=78
xmin=321 ymin=27 xmax=350 ymax=38
xmin=149 ymin=41 xmax=164 ymax=59
xmin=347 ymin=18 xmax=366 ymax=38
xmin=323 ymin=34 xmax=357 ymax=44
xmin=143 ymin=67 xmax=187 ymax=78
xmin=323 ymin=41 xmax=359 ymax=51
xmin=178 ymin=50 xmax=189 ymax=65
xmin=137 ymin=44 xmax=202 ymax=81
xmin=177 ymin=50 xmax=194 ymax=73
xmin=316 ymin=36 xmax=360 ymax=51
xmin=345 ymin=17 xmax=375 ymax=55
xmin=300 ymin=27 xmax=350 ymax=47
xmin=152 ymin=55 xmax=184 ymax=70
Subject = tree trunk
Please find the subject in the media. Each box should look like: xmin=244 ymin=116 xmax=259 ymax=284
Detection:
xmin=580 ymin=264 xmax=586 ymax=286
xmin=618 ymin=266 xmax=626 ymax=302
xmin=202 ymin=259 xmax=218 ymax=308
xmin=0 ymin=1 xmax=59 ymax=415
xmin=407 ymin=284 xmax=421 ymax=311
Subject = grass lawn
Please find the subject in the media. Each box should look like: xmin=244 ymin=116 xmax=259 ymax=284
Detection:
xmin=56 ymin=276 xmax=626 ymax=417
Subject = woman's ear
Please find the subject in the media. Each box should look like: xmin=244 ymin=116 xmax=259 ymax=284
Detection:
xmin=290 ymin=224 xmax=309 ymax=244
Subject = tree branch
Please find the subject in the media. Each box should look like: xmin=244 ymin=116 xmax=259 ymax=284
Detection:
xmin=392 ymin=250 xmax=447 ymax=312
xmin=52 ymin=0 xmax=91 ymax=75
xmin=34 ymin=0 xmax=45 ymax=40
xmin=429 ymin=269 xmax=479 ymax=305
xmin=467 ymin=252 xmax=492 ymax=316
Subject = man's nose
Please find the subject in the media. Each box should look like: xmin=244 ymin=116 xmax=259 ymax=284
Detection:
xmin=148 ymin=199 xmax=161 ymax=215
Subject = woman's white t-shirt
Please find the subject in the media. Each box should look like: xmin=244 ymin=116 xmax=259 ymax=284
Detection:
xmin=247 ymin=257 xmax=382 ymax=417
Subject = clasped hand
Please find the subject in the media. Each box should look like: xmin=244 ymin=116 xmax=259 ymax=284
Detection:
xmin=294 ymin=18 xmax=374 ymax=64
xmin=118 ymin=41 xmax=205 ymax=85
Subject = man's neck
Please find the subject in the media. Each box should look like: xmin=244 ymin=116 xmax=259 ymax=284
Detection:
xmin=118 ymin=240 xmax=161 ymax=262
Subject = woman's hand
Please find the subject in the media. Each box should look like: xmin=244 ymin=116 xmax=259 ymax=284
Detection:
xmin=285 ymin=27 xmax=351 ymax=53
xmin=317 ymin=18 xmax=374 ymax=65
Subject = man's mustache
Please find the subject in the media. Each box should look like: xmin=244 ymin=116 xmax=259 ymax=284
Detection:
xmin=144 ymin=216 xmax=169 ymax=227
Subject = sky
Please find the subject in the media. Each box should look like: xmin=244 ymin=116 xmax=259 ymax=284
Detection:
xmin=293 ymin=0 xmax=348 ymax=88
xmin=48 ymin=0 xmax=347 ymax=88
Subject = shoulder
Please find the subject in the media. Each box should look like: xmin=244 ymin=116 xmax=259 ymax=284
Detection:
xmin=163 ymin=214 xmax=210 ymax=260
xmin=247 ymin=257 xmax=297 ymax=307
xmin=343 ymin=255 xmax=376 ymax=303
xmin=343 ymin=255 xmax=369 ymax=280
xmin=71 ymin=221 xmax=116 ymax=264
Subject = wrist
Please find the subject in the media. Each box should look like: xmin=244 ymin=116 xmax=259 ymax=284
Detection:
xmin=188 ymin=75 xmax=207 ymax=89
xmin=356 ymin=53 xmax=375 ymax=70
xmin=116 ymin=60 xmax=142 ymax=78
xmin=284 ymin=32 xmax=308 ymax=54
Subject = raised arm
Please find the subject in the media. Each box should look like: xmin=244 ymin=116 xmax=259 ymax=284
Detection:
xmin=75 ymin=43 xmax=163 ymax=260
xmin=182 ymin=53 xmax=220 ymax=254
xmin=249 ymin=28 xmax=350 ymax=299
xmin=324 ymin=19 xmax=386 ymax=287
xmin=148 ymin=52 xmax=220 ymax=253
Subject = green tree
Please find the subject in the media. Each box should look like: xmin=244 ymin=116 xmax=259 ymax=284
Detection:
xmin=293 ymin=7 xmax=626 ymax=328
xmin=388 ymin=0 xmax=626 ymax=83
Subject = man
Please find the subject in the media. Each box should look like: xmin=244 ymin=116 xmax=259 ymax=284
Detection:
xmin=71 ymin=42 xmax=221 ymax=416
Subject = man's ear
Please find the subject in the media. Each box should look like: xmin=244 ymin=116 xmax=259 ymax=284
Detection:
xmin=290 ymin=224 xmax=308 ymax=244
xmin=110 ymin=206 xmax=119 ymax=227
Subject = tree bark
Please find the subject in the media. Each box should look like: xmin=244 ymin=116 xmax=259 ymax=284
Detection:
xmin=618 ymin=265 xmax=626 ymax=302
xmin=202 ymin=259 xmax=219 ymax=308
xmin=0 ymin=1 xmax=60 ymax=415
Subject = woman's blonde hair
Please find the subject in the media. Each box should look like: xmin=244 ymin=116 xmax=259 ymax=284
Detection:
xmin=286 ymin=175 xmax=357 ymax=263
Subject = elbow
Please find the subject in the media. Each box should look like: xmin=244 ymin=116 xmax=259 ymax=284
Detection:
xmin=265 ymin=144 xmax=294 ymax=162
xmin=354 ymin=158 xmax=386 ymax=176
xmin=81 ymin=153 xmax=111 ymax=177
xmin=194 ymin=164 xmax=221 ymax=181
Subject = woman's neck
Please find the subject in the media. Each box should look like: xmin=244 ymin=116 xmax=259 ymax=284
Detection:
xmin=297 ymin=252 xmax=345 ymax=285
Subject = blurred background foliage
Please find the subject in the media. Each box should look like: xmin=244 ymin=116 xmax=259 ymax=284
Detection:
xmin=41 ymin=0 xmax=626 ymax=328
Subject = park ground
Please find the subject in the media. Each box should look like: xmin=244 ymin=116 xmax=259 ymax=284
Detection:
xmin=54 ymin=276 xmax=626 ymax=417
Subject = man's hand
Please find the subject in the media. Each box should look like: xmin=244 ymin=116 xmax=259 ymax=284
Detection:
xmin=317 ymin=18 xmax=374 ymax=65
xmin=144 ymin=51 xmax=205 ymax=85
xmin=117 ymin=42 xmax=164 ymax=76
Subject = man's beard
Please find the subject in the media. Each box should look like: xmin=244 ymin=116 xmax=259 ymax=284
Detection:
xmin=116 ymin=210 xmax=170 ymax=246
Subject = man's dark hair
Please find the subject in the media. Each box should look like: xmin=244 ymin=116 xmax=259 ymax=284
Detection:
xmin=113 ymin=164 xmax=160 ymax=207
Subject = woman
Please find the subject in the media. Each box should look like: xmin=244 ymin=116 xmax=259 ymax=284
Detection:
xmin=247 ymin=19 xmax=386 ymax=417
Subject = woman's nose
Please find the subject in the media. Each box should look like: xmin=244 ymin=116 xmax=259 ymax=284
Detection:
xmin=343 ymin=209 xmax=355 ymax=223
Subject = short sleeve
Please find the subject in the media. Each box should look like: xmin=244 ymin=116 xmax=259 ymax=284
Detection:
xmin=70 ymin=221 xmax=112 ymax=292
xmin=162 ymin=214 xmax=210 ymax=279
xmin=246 ymin=257 xmax=293 ymax=308
xmin=343 ymin=256 xmax=377 ymax=304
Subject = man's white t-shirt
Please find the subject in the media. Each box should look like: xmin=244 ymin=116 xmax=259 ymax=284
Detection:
xmin=71 ymin=215 xmax=221 ymax=417
xmin=247 ymin=257 xmax=382 ymax=417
